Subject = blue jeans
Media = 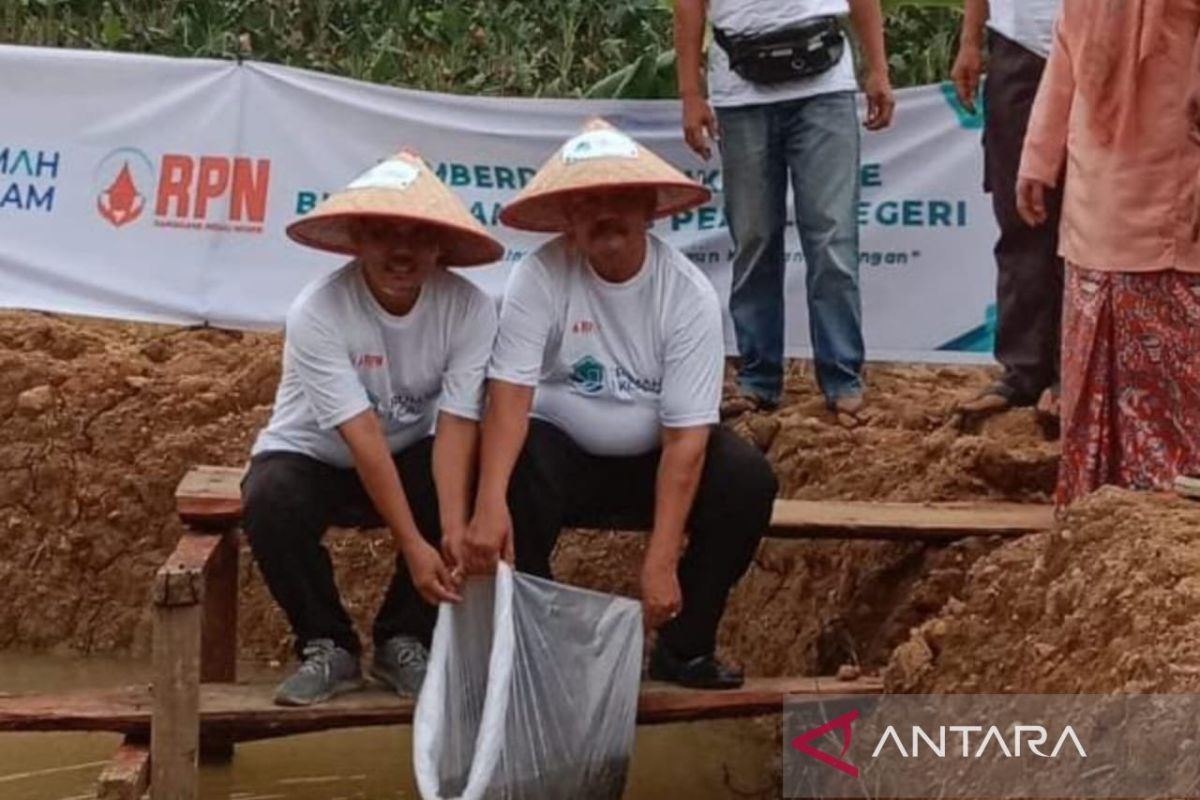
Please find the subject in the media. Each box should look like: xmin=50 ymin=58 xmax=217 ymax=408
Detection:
xmin=717 ymin=91 xmax=864 ymax=404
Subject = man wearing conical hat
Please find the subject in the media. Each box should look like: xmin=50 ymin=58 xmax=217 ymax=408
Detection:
xmin=242 ymin=151 xmax=503 ymax=706
xmin=466 ymin=120 xmax=778 ymax=690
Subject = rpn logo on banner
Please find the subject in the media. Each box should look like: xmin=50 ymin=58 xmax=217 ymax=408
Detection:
xmin=0 ymin=146 xmax=60 ymax=214
xmin=95 ymin=147 xmax=153 ymax=228
xmin=94 ymin=148 xmax=271 ymax=234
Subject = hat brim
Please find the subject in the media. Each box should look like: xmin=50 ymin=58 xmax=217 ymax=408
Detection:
xmin=286 ymin=210 xmax=505 ymax=268
xmin=499 ymin=181 xmax=711 ymax=233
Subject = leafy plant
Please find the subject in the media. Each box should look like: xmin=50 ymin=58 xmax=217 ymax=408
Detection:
xmin=0 ymin=0 xmax=962 ymax=97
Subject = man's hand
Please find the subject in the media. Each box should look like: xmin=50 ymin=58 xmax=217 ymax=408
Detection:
xmin=441 ymin=522 xmax=467 ymax=584
xmin=641 ymin=551 xmax=683 ymax=631
xmin=402 ymin=538 xmax=462 ymax=605
xmin=464 ymin=501 xmax=514 ymax=575
xmin=683 ymin=93 xmax=719 ymax=160
xmin=952 ymin=40 xmax=984 ymax=114
xmin=1016 ymin=177 xmax=1050 ymax=227
xmin=863 ymin=70 xmax=896 ymax=131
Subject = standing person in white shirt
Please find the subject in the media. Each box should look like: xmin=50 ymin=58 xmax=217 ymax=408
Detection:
xmin=952 ymin=0 xmax=1064 ymax=426
xmin=675 ymin=0 xmax=894 ymax=426
xmin=242 ymin=150 xmax=503 ymax=707
xmin=464 ymin=120 xmax=778 ymax=690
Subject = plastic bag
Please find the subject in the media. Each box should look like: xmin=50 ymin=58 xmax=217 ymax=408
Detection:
xmin=413 ymin=562 xmax=643 ymax=800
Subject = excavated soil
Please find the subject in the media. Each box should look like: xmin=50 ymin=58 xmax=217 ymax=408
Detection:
xmin=886 ymin=487 xmax=1200 ymax=693
xmin=0 ymin=310 xmax=1060 ymax=672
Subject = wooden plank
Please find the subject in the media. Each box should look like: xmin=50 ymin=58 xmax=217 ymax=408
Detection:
xmin=199 ymin=529 xmax=238 ymax=762
xmin=96 ymin=737 xmax=150 ymax=800
xmin=0 ymin=676 xmax=882 ymax=739
xmin=175 ymin=465 xmax=244 ymax=528
xmin=154 ymin=534 xmax=222 ymax=607
xmin=151 ymin=602 xmax=202 ymax=800
xmin=769 ymin=499 xmax=1054 ymax=541
xmin=174 ymin=465 xmax=1053 ymax=541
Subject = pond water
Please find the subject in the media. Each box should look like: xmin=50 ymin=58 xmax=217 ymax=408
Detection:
xmin=0 ymin=651 xmax=777 ymax=799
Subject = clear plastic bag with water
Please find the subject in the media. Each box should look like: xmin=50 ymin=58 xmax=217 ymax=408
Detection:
xmin=413 ymin=562 xmax=644 ymax=800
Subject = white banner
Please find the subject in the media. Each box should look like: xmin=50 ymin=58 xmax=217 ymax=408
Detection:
xmin=0 ymin=45 xmax=998 ymax=362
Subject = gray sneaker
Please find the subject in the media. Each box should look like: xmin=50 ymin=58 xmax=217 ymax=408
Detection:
xmin=371 ymin=635 xmax=429 ymax=696
xmin=274 ymin=639 xmax=364 ymax=707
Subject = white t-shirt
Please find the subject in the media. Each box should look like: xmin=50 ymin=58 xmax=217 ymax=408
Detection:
xmin=707 ymin=0 xmax=858 ymax=109
xmin=489 ymin=235 xmax=724 ymax=457
xmin=987 ymin=0 xmax=1059 ymax=58
xmin=253 ymin=262 xmax=497 ymax=468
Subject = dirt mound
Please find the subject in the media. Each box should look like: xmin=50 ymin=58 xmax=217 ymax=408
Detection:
xmin=0 ymin=310 xmax=1058 ymax=672
xmin=886 ymin=488 xmax=1200 ymax=693
xmin=728 ymin=361 xmax=1059 ymax=502
xmin=0 ymin=312 xmax=278 ymax=653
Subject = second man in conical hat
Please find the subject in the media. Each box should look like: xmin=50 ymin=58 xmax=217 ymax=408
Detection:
xmin=243 ymin=150 xmax=503 ymax=707
xmin=466 ymin=120 xmax=779 ymax=689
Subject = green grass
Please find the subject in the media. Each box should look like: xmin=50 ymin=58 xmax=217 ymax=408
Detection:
xmin=0 ymin=0 xmax=961 ymax=95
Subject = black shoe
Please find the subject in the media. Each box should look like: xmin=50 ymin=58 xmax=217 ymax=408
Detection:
xmin=648 ymin=643 xmax=745 ymax=690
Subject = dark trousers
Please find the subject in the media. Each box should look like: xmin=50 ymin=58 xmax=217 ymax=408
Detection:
xmin=241 ymin=438 xmax=442 ymax=657
xmin=509 ymin=420 xmax=778 ymax=659
xmin=984 ymin=30 xmax=1065 ymax=404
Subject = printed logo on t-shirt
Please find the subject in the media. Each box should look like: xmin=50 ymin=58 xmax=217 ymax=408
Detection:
xmin=354 ymin=353 xmax=385 ymax=369
xmin=366 ymin=388 xmax=437 ymax=424
xmin=614 ymin=366 xmax=661 ymax=396
xmin=569 ymin=355 xmax=606 ymax=395
xmin=571 ymin=319 xmax=599 ymax=335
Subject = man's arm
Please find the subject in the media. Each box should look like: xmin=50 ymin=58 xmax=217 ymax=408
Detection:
xmin=952 ymin=0 xmax=989 ymax=113
xmin=432 ymin=412 xmax=479 ymax=575
xmin=464 ymin=381 xmax=534 ymax=573
xmin=643 ymin=425 xmax=710 ymax=630
xmin=339 ymin=411 xmax=461 ymax=604
xmin=674 ymin=0 xmax=719 ymax=160
xmin=847 ymin=0 xmax=895 ymax=130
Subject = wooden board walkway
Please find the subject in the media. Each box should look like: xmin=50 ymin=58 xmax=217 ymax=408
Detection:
xmin=178 ymin=465 xmax=1054 ymax=541
xmin=0 ymin=676 xmax=882 ymax=741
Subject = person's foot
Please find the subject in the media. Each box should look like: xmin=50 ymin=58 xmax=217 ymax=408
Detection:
xmin=958 ymin=387 xmax=1012 ymax=417
xmin=274 ymin=639 xmax=364 ymax=707
xmin=370 ymin=635 xmax=429 ymax=696
xmin=1176 ymin=474 xmax=1200 ymax=500
xmin=720 ymin=391 xmax=779 ymax=420
xmin=1036 ymin=385 xmax=1061 ymax=440
xmin=956 ymin=385 xmax=1017 ymax=429
xmin=830 ymin=394 xmax=866 ymax=429
xmin=648 ymin=642 xmax=745 ymax=690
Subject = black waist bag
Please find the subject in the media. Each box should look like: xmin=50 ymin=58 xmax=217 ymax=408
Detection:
xmin=714 ymin=16 xmax=845 ymax=85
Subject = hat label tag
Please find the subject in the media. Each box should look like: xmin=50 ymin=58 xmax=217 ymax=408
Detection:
xmin=561 ymin=130 xmax=640 ymax=165
xmin=348 ymin=160 xmax=420 ymax=191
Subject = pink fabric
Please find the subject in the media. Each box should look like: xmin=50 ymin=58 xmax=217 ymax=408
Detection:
xmin=1019 ymin=0 xmax=1200 ymax=273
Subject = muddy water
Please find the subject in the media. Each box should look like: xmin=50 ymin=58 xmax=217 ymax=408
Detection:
xmin=0 ymin=652 xmax=777 ymax=799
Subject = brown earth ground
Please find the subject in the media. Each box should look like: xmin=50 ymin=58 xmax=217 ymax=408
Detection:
xmin=887 ymin=486 xmax=1200 ymax=693
xmin=0 ymin=309 xmax=1061 ymax=675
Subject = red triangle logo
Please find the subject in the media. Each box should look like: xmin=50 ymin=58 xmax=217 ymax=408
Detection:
xmin=791 ymin=708 xmax=860 ymax=778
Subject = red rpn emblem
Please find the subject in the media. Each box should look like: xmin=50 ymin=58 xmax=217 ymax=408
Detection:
xmin=355 ymin=354 xmax=384 ymax=369
xmin=791 ymin=709 xmax=860 ymax=778
xmin=572 ymin=320 xmax=598 ymax=335
xmin=97 ymin=162 xmax=145 ymax=228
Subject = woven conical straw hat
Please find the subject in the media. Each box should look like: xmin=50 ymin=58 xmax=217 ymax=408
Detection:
xmin=287 ymin=150 xmax=504 ymax=267
xmin=499 ymin=118 xmax=711 ymax=233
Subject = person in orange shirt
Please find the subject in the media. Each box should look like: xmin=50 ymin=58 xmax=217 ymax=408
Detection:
xmin=1017 ymin=0 xmax=1200 ymax=505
